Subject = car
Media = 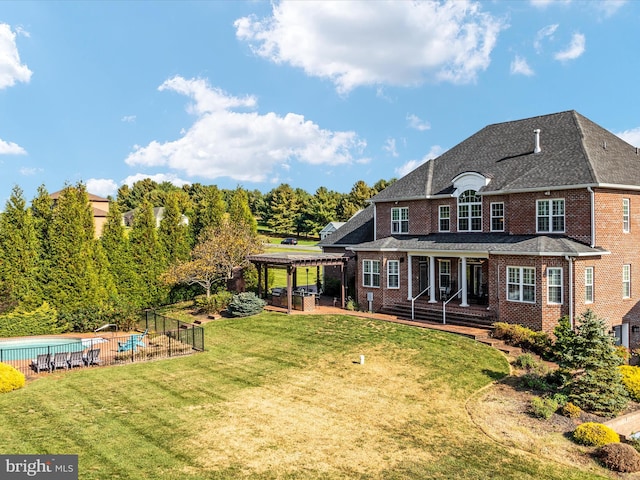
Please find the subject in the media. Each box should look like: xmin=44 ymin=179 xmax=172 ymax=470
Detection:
xmin=281 ymin=237 xmax=298 ymax=245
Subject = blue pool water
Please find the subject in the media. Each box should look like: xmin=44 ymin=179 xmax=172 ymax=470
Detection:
xmin=0 ymin=337 xmax=85 ymax=361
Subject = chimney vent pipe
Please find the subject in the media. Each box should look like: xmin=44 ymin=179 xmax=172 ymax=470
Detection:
xmin=534 ymin=129 xmax=541 ymax=154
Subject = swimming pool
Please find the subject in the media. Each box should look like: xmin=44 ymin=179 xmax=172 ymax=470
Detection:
xmin=0 ymin=337 xmax=85 ymax=362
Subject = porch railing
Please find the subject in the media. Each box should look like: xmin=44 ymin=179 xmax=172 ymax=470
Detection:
xmin=411 ymin=285 xmax=431 ymax=320
xmin=442 ymin=287 xmax=463 ymax=325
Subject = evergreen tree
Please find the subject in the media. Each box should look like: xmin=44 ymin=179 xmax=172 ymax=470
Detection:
xmin=128 ymin=200 xmax=167 ymax=307
xmin=191 ymin=185 xmax=226 ymax=240
xmin=553 ymin=310 xmax=628 ymax=416
xmin=101 ymin=201 xmax=136 ymax=303
xmin=301 ymin=186 xmax=342 ymax=237
xmin=46 ymin=183 xmax=115 ymax=313
xmin=0 ymin=186 xmax=41 ymax=311
xmin=337 ymin=180 xmax=373 ymax=220
xmin=158 ymin=191 xmax=192 ymax=263
xmin=264 ymin=184 xmax=300 ymax=235
xmin=228 ymin=187 xmax=257 ymax=234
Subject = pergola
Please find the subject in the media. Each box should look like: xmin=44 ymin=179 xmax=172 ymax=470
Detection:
xmin=247 ymin=252 xmax=349 ymax=314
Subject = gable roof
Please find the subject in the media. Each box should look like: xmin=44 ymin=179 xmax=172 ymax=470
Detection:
xmin=372 ymin=110 xmax=640 ymax=202
xmin=319 ymin=221 xmax=346 ymax=234
xmin=318 ymin=204 xmax=374 ymax=247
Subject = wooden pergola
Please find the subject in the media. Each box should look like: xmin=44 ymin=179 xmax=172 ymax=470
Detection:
xmin=247 ymin=252 xmax=349 ymax=314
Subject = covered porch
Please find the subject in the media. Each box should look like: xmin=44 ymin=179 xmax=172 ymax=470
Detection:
xmin=247 ymin=252 xmax=350 ymax=314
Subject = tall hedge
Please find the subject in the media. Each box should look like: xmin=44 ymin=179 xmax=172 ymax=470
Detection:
xmin=0 ymin=302 xmax=64 ymax=337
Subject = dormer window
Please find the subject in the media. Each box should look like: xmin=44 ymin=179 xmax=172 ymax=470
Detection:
xmin=458 ymin=190 xmax=482 ymax=231
xmin=391 ymin=207 xmax=409 ymax=234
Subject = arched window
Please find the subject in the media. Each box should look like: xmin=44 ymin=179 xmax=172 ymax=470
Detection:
xmin=458 ymin=190 xmax=482 ymax=231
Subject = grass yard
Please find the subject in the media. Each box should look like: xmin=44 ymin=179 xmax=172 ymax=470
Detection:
xmin=0 ymin=312 xmax=609 ymax=479
xmin=263 ymin=244 xmax=322 ymax=288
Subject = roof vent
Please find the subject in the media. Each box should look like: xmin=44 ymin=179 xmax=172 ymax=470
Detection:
xmin=534 ymin=129 xmax=541 ymax=154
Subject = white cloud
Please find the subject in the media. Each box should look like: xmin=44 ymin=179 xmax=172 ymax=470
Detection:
xmin=86 ymin=178 xmax=119 ymax=197
xmin=395 ymin=145 xmax=444 ymax=177
xmin=407 ymin=114 xmax=431 ymax=131
xmin=530 ymin=0 xmax=571 ymax=8
xmin=554 ymin=33 xmax=585 ymax=61
xmin=0 ymin=138 xmax=27 ymax=155
xmin=122 ymin=173 xmax=191 ymax=188
xmin=121 ymin=115 xmax=136 ymax=123
xmin=534 ymin=24 xmax=559 ymax=53
xmin=616 ymin=127 xmax=640 ymax=147
xmin=0 ymin=23 xmax=32 ymax=89
xmin=235 ymin=1 xmax=507 ymax=93
xmin=510 ymin=55 xmax=534 ymax=76
xmin=594 ymin=0 xmax=627 ymax=18
xmin=125 ymin=76 xmax=366 ymax=182
xmin=19 ymin=167 xmax=42 ymax=176
xmin=383 ymin=138 xmax=398 ymax=157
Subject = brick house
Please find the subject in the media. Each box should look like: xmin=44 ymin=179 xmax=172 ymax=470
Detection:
xmin=320 ymin=111 xmax=640 ymax=348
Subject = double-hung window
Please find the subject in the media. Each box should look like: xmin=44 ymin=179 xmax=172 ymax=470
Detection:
xmin=391 ymin=207 xmax=409 ymax=234
xmin=439 ymin=205 xmax=450 ymax=232
xmin=547 ymin=267 xmax=562 ymax=304
xmin=623 ymin=198 xmax=630 ymax=233
xmin=623 ymin=264 xmax=631 ymax=299
xmin=439 ymin=260 xmax=451 ymax=288
xmin=387 ymin=260 xmax=400 ymax=289
xmin=491 ymin=202 xmax=504 ymax=232
xmin=363 ymin=260 xmax=380 ymax=288
xmin=507 ymin=266 xmax=535 ymax=303
xmin=458 ymin=190 xmax=482 ymax=231
xmin=537 ymin=199 xmax=565 ymax=233
xmin=585 ymin=267 xmax=594 ymax=303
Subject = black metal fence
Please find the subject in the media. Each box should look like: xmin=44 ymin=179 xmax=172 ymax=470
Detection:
xmin=1 ymin=310 xmax=205 ymax=378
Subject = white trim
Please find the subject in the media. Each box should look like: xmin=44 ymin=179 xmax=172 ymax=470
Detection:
xmin=490 ymin=202 xmax=505 ymax=232
xmin=623 ymin=264 xmax=631 ymax=299
xmin=362 ymin=259 xmax=380 ymax=288
xmin=585 ymin=266 xmax=594 ymax=304
xmin=387 ymin=260 xmax=400 ymax=289
xmin=438 ymin=205 xmax=450 ymax=232
xmin=506 ymin=266 xmax=536 ymax=303
xmin=623 ymin=198 xmax=630 ymax=233
xmin=536 ymin=198 xmax=565 ymax=233
xmin=546 ymin=267 xmax=563 ymax=305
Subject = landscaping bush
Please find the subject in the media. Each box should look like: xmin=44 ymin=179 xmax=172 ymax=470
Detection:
xmin=0 ymin=302 xmax=65 ymax=337
xmin=619 ymin=365 xmax=640 ymax=401
xmin=573 ymin=422 xmax=620 ymax=447
xmin=596 ymin=443 xmax=640 ymax=472
xmin=492 ymin=322 xmax=552 ymax=358
xmin=194 ymin=291 xmax=234 ymax=315
xmin=227 ymin=292 xmax=266 ymax=317
xmin=0 ymin=363 xmax=25 ymax=393
xmin=346 ymin=298 xmax=359 ymax=311
xmin=530 ymin=396 xmax=558 ymax=420
xmin=561 ymin=402 xmax=582 ymax=419
xmin=514 ymin=353 xmax=538 ymax=370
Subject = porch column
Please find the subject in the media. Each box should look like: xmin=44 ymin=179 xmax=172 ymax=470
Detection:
xmin=460 ymin=256 xmax=469 ymax=307
xmin=407 ymin=254 xmax=413 ymax=300
xmin=429 ymin=255 xmax=436 ymax=303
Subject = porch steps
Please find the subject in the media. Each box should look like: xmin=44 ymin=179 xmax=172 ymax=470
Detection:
xmin=379 ymin=303 xmax=496 ymax=330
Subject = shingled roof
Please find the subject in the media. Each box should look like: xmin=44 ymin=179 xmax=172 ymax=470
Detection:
xmin=317 ymin=204 xmax=374 ymax=247
xmin=371 ymin=110 xmax=640 ymax=202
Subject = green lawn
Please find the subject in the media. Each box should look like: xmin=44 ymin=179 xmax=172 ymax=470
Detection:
xmin=264 ymin=244 xmax=322 ymax=288
xmin=0 ymin=313 xmax=608 ymax=479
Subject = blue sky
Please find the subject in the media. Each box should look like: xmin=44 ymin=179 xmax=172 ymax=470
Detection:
xmin=1 ymin=0 xmax=639 ymax=204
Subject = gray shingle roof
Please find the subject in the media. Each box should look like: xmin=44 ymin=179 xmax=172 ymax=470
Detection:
xmin=371 ymin=111 xmax=640 ymax=202
xmin=317 ymin=204 xmax=374 ymax=247
xmin=350 ymin=233 xmax=608 ymax=257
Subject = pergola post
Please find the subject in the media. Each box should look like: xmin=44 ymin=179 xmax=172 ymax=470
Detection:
xmin=340 ymin=263 xmax=346 ymax=309
xmin=257 ymin=263 xmax=263 ymax=298
xmin=286 ymin=265 xmax=293 ymax=314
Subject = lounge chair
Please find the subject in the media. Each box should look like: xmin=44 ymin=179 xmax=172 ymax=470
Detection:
xmin=84 ymin=348 xmax=101 ymax=366
xmin=68 ymin=351 xmax=84 ymax=368
xmin=117 ymin=329 xmax=148 ymax=352
xmin=31 ymin=354 xmax=51 ymax=373
xmin=51 ymin=352 xmax=69 ymax=370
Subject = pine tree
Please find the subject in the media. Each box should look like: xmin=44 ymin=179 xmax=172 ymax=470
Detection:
xmin=128 ymin=200 xmax=167 ymax=307
xmin=264 ymin=184 xmax=300 ymax=235
xmin=0 ymin=186 xmax=41 ymax=311
xmin=191 ymin=185 xmax=226 ymax=240
xmin=228 ymin=187 xmax=257 ymax=234
xmin=553 ymin=310 xmax=628 ymax=416
xmin=158 ymin=192 xmax=192 ymax=263
xmin=301 ymin=186 xmax=341 ymax=236
xmin=101 ymin=201 xmax=136 ymax=303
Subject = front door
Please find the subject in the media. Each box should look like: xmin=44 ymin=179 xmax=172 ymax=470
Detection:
xmin=466 ymin=263 xmax=485 ymax=303
xmin=419 ymin=261 xmax=429 ymax=293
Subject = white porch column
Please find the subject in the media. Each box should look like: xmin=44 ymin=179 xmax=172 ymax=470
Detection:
xmin=407 ymin=254 xmax=413 ymax=300
xmin=429 ymin=255 xmax=437 ymax=303
xmin=460 ymin=256 xmax=469 ymax=307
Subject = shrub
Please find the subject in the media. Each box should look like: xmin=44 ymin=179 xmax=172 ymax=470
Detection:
xmin=573 ymin=422 xmax=620 ymax=447
xmin=492 ymin=322 xmax=552 ymax=357
xmin=551 ymin=392 xmax=568 ymax=408
xmin=561 ymin=402 xmax=582 ymax=419
xmin=619 ymin=365 xmax=640 ymax=401
xmin=520 ymin=372 xmax=551 ymax=391
xmin=514 ymin=353 xmax=538 ymax=370
xmin=346 ymin=298 xmax=359 ymax=311
xmin=0 ymin=302 xmax=65 ymax=337
xmin=227 ymin=292 xmax=266 ymax=317
xmin=596 ymin=443 xmax=640 ymax=472
xmin=194 ymin=292 xmax=234 ymax=315
xmin=530 ymin=396 xmax=558 ymax=420
xmin=0 ymin=363 xmax=25 ymax=393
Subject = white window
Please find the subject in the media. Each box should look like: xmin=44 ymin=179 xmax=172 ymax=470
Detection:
xmin=363 ymin=260 xmax=380 ymax=288
xmin=439 ymin=260 xmax=451 ymax=288
xmin=391 ymin=207 xmax=409 ymax=234
xmin=537 ymin=199 xmax=565 ymax=233
xmin=507 ymin=266 xmax=535 ymax=303
xmin=585 ymin=267 xmax=594 ymax=303
xmin=387 ymin=260 xmax=400 ymax=289
xmin=458 ymin=190 xmax=482 ymax=231
xmin=439 ymin=205 xmax=450 ymax=232
xmin=623 ymin=264 xmax=631 ymax=299
xmin=491 ymin=202 xmax=504 ymax=232
xmin=547 ymin=267 xmax=562 ymax=304
xmin=623 ymin=198 xmax=630 ymax=233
